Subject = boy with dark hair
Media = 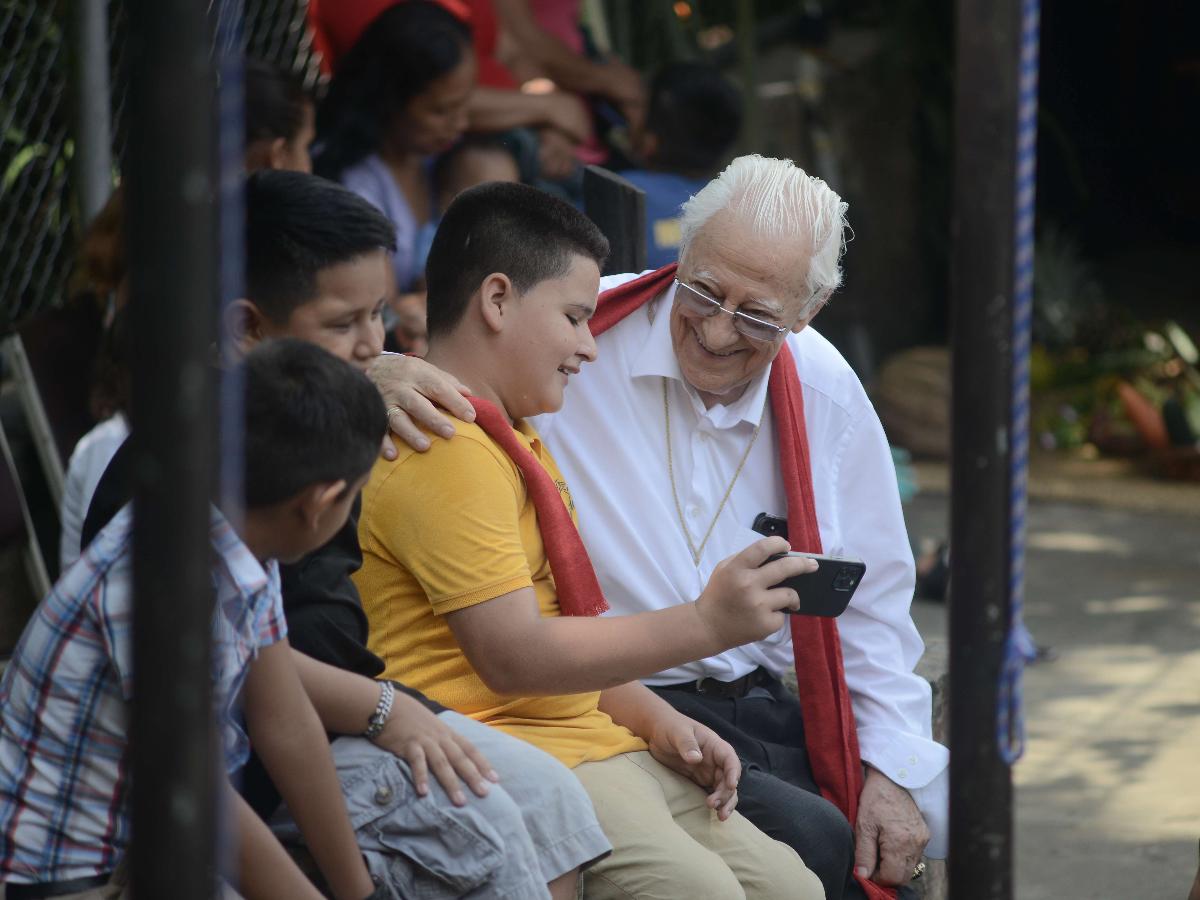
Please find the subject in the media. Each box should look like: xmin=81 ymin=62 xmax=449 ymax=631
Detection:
xmin=355 ymin=181 xmax=823 ymax=899
xmin=618 ymin=62 xmax=744 ymax=268
xmin=0 ymin=339 xmax=386 ymax=900
xmin=81 ymin=170 xmax=607 ymax=900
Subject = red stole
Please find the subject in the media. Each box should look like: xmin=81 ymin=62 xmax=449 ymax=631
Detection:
xmin=466 ymin=397 xmax=608 ymax=618
xmin=593 ymin=265 xmax=892 ymax=900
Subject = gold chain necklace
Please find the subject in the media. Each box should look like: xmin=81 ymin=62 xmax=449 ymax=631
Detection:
xmin=663 ymin=378 xmax=761 ymax=566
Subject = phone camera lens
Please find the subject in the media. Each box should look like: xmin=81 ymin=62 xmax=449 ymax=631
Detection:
xmin=833 ymin=569 xmax=857 ymax=591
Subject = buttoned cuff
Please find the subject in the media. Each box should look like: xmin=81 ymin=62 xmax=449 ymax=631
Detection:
xmin=857 ymin=725 xmax=950 ymax=859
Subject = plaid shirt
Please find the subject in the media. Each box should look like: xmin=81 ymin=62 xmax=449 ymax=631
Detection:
xmin=0 ymin=506 xmax=286 ymax=884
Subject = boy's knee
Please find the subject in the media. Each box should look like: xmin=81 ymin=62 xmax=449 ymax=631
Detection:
xmin=588 ymin=851 xmax=747 ymax=900
xmin=745 ymin=840 xmax=826 ymax=900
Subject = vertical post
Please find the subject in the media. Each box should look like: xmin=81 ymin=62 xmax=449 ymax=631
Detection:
xmin=124 ymin=1 xmax=218 ymax=897
xmin=948 ymin=0 xmax=1032 ymax=897
xmin=67 ymin=0 xmax=114 ymax=224
xmin=736 ymin=0 xmax=760 ymax=152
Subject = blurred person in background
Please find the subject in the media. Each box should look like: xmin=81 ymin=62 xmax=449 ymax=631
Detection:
xmin=617 ymin=62 xmax=744 ymax=269
xmin=58 ymin=58 xmax=316 ymax=570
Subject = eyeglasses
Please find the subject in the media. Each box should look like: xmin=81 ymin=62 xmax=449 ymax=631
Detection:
xmin=672 ymin=279 xmax=788 ymax=344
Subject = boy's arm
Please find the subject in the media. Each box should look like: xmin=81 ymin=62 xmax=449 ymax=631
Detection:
xmin=243 ymin=639 xmax=375 ymax=900
xmin=597 ymin=682 xmax=740 ymax=821
xmin=290 ymin=650 xmax=498 ymax=805
xmin=227 ymin=779 xmax=326 ymax=900
xmin=443 ymin=536 xmax=814 ymax=696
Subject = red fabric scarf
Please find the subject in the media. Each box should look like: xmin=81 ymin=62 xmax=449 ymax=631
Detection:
xmin=593 ymin=265 xmax=893 ymax=900
xmin=467 ymin=397 xmax=609 ymax=618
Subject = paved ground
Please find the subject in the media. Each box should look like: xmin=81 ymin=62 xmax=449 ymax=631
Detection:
xmin=905 ymin=491 xmax=1200 ymax=900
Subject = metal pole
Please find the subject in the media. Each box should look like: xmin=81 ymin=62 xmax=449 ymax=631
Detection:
xmin=67 ymin=0 xmax=114 ymax=225
xmin=125 ymin=0 xmax=218 ymax=896
xmin=736 ymin=0 xmax=761 ymax=152
xmin=948 ymin=0 xmax=1027 ymax=897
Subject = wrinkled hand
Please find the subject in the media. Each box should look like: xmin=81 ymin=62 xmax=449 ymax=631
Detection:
xmin=372 ymin=691 xmax=499 ymax=806
xmin=647 ymin=713 xmax=741 ymax=821
xmin=853 ymin=767 xmax=931 ymax=888
xmin=365 ymin=354 xmax=475 ymax=457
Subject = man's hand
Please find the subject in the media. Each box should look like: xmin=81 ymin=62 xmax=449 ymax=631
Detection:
xmin=373 ymin=691 xmax=500 ymax=807
xmin=365 ymin=354 xmax=475 ymax=457
xmin=853 ymin=767 xmax=931 ymax=888
xmin=695 ymin=537 xmax=817 ymax=649
xmin=646 ymin=712 xmax=741 ymax=821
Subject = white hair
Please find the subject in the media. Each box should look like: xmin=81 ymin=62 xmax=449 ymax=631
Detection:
xmin=678 ymin=155 xmax=850 ymax=317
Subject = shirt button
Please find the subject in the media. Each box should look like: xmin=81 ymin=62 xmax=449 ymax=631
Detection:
xmin=908 ymin=755 xmax=919 ymax=765
xmin=374 ymin=785 xmax=393 ymax=805
xmin=688 ymin=506 xmax=700 ymax=519
xmin=897 ymin=768 xmax=908 ymax=781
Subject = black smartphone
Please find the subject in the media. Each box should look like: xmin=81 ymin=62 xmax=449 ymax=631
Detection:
xmin=752 ymin=512 xmax=789 ymax=541
xmin=753 ymin=512 xmax=864 ymax=617
xmin=762 ymin=552 xmax=866 ymax=617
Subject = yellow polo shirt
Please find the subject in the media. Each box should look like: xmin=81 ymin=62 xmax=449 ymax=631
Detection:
xmin=354 ymin=418 xmax=646 ymax=768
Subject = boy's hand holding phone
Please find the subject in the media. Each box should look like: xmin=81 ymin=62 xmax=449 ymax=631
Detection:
xmin=695 ymin=537 xmax=816 ymax=649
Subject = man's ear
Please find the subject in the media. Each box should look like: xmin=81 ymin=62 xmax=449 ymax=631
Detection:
xmin=792 ymin=292 xmax=831 ymax=334
xmin=224 ymin=299 xmax=270 ymax=362
xmin=477 ymin=272 xmax=515 ymax=334
xmin=296 ymin=480 xmax=348 ymax=532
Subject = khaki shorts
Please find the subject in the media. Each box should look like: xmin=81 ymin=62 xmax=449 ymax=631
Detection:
xmin=574 ymin=751 xmax=825 ymax=900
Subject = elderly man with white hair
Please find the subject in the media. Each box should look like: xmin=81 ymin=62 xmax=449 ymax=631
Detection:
xmin=377 ymin=155 xmax=947 ymax=900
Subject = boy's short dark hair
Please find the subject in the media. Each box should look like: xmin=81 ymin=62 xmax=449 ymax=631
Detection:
xmin=242 ymin=338 xmax=385 ymax=508
xmin=646 ymin=63 xmax=743 ymax=176
xmin=245 ymin=170 xmax=396 ymax=323
xmin=424 ymin=182 xmax=609 ymax=338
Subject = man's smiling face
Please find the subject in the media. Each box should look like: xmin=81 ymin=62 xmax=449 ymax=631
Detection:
xmin=670 ymin=212 xmax=816 ymax=407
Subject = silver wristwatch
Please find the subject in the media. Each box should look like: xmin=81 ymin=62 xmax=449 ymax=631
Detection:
xmin=363 ymin=680 xmax=395 ymax=740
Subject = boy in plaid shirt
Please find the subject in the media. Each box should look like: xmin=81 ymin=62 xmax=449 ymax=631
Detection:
xmin=0 ymin=340 xmax=390 ymax=900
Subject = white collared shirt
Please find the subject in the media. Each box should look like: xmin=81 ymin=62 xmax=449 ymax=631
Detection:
xmin=533 ymin=274 xmax=949 ymax=857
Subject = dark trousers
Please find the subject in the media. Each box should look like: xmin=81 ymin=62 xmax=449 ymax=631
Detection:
xmin=652 ymin=673 xmax=916 ymax=900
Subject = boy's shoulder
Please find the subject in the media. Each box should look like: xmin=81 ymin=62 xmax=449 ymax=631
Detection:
xmin=365 ymin=420 xmax=526 ymax=505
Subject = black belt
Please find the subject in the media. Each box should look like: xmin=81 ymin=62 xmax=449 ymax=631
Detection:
xmin=659 ymin=666 xmax=773 ymax=700
xmin=5 ymin=874 xmax=113 ymax=899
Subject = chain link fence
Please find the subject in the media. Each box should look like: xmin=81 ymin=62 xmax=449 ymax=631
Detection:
xmin=0 ymin=0 xmax=321 ymax=333
xmin=0 ymin=1 xmax=76 ymax=332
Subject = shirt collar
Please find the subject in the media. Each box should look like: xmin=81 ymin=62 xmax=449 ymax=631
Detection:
xmin=629 ymin=282 xmax=773 ymax=430
xmin=208 ymin=506 xmax=275 ymax=600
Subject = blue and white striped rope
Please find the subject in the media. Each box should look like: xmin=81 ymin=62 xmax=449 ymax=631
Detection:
xmin=998 ymin=0 xmax=1041 ymax=766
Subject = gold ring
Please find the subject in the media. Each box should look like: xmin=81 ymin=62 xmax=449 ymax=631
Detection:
xmin=911 ymin=860 xmax=926 ymax=881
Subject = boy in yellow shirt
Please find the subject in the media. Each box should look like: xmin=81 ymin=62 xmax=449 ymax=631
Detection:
xmin=355 ymin=182 xmax=824 ymax=899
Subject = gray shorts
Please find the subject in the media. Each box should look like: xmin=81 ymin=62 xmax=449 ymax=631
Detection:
xmin=272 ymin=711 xmax=610 ymax=899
